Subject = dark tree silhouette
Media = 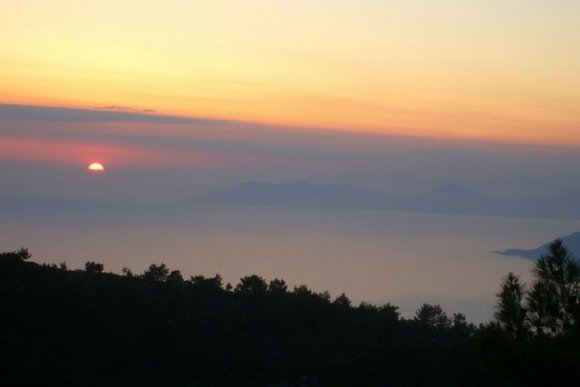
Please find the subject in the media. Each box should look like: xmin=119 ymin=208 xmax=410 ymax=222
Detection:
xmin=493 ymin=238 xmax=580 ymax=338
xmin=6 ymin=246 xmax=578 ymax=386
xmin=235 ymin=274 xmax=268 ymax=294
xmin=17 ymin=247 xmax=31 ymax=260
xmin=528 ymin=239 xmax=580 ymax=335
xmin=84 ymin=261 xmax=104 ymax=274
xmin=143 ymin=263 xmax=170 ymax=282
xmin=333 ymin=293 xmax=351 ymax=307
xmin=358 ymin=302 xmax=379 ymax=313
xmin=190 ymin=274 xmax=223 ymax=291
xmin=495 ymin=272 xmax=527 ymax=339
xmin=121 ymin=267 xmax=134 ymax=277
xmin=268 ymin=278 xmax=288 ymax=294
xmin=318 ymin=290 xmax=331 ymax=302
xmin=293 ymin=284 xmax=313 ymax=296
xmin=0 ymin=247 xmax=31 ymax=262
xmin=414 ymin=303 xmax=450 ymax=328
xmin=452 ymin=313 xmax=468 ymax=329
xmin=378 ymin=303 xmax=400 ymax=321
xmin=168 ymin=270 xmax=184 ymax=283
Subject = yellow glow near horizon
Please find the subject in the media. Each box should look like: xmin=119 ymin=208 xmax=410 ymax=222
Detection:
xmin=2 ymin=1 xmax=580 ymax=145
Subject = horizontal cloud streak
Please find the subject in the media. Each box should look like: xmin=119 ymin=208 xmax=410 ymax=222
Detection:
xmin=0 ymin=136 xmax=282 ymax=170
xmin=3 ymin=104 xmax=580 ymax=197
xmin=0 ymin=104 xmax=227 ymax=125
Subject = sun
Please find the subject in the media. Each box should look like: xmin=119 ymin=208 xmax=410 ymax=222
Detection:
xmin=88 ymin=162 xmax=105 ymax=172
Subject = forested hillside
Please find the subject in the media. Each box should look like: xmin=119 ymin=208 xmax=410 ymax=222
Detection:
xmin=1 ymin=244 xmax=579 ymax=386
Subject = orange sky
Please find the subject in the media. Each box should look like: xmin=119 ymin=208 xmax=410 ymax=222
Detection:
xmin=2 ymin=1 xmax=580 ymax=145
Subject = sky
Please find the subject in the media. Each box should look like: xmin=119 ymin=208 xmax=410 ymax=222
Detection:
xmin=2 ymin=1 xmax=580 ymax=320
xmin=2 ymin=1 xmax=580 ymax=145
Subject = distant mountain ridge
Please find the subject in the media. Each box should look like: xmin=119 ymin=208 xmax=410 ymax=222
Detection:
xmin=192 ymin=181 xmax=580 ymax=219
xmin=193 ymin=181 xmax=393 ymax=209
xmin=494 ymin=232 xmax=580 ymax=260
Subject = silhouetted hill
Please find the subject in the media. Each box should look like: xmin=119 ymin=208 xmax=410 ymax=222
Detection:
xmin=2 ymin=249 xmax=580 ymax=386
xmin=193 ymin=181 xmax=580 ymax=219
xmin=0 ymin=251 xmax=477 ymax=386
xmin=393 ymin=183 xmax=499 ymax=215
xmin=193 ymin=181 xmax=394 ymax=209
xmin=192 ymin=181 xmax=490 ymax=212
xmin=494 ymin=231 xmax=580 ymax=260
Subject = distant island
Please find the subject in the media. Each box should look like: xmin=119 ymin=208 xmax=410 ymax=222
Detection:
xmin=193 ymin=181 xmax=580 ymax=220
xmin=494 ymin=231 xmax=580 ymax=260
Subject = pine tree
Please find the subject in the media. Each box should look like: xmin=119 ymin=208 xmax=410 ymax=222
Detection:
xmin=527 ymin=239 xmax=580 ymax=335
xmin=495 ymin=272 xmax=527 ymax=339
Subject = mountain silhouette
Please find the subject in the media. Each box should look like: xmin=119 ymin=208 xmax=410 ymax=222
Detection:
xmin=393 ymin=183 xmax=498 ymax=215
xmin=192 ymin=181 xmax=580 ymax=219
xmin=193 ymin=181 xmax=393 ymax=209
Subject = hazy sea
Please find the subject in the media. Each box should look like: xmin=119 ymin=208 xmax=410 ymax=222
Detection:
xmin=3 ymin=201 xmax=579 ymax=322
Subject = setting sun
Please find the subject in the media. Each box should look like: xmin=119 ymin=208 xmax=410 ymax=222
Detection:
xmin=88 ymin=162 xmax=105 ymax=172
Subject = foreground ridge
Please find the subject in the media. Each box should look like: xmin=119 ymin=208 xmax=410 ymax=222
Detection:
xmin=1 ymin=247 xmax=579 ymax=386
